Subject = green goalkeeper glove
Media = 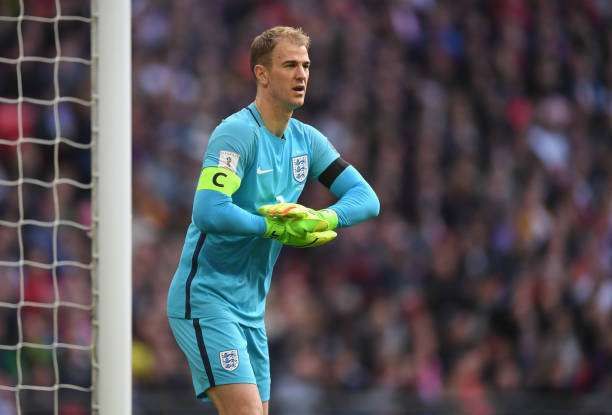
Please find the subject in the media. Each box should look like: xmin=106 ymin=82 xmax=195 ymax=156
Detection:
xmin=263 ymin=216 xmax=336 ymax=248
xmin=258 ymin=202 xmax=339 ymax=235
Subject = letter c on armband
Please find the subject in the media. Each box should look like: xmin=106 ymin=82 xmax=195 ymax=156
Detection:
xmin=212 ymin=172 xmax=227 ymax=187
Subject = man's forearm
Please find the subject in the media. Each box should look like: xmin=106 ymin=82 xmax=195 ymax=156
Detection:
xmin=192 ymin=189 xmax=266 ymax=235
xmin=328 ymin=166 xmax=380 ymax=227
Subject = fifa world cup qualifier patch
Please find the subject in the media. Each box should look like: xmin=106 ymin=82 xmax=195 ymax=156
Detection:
xmin=218 ymin=150 xmax=240 ymax=173
xmin=292 ymin=155 xmax=308 ymax=182
xmin=219 ymin=349 xmax=239 ymax=371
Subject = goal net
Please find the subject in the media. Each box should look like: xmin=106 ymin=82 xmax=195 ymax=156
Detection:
xmin=0 ymin=1 xmax=131 ymax=414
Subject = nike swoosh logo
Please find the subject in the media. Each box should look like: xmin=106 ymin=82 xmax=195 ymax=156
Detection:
xmin=257 ymin=167 xmax=273 ymax=175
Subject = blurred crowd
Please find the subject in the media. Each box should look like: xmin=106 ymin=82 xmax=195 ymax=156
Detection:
xmin=2 ymin=0 xmax=612 ymax=414
xmin=131 ymin=0 xmax=612 ymax=413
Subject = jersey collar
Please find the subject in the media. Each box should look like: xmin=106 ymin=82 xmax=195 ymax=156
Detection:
xmin=247 ymin=102 xmax=286 ymax=140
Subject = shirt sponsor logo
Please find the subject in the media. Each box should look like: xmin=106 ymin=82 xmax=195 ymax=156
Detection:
xmin=219 ymin=349 xmax=239 ymax=371
xmin=292 ymin=155 xmax=308 ymax=182
xmin=218 ymin=150 xmax=240 ymax=173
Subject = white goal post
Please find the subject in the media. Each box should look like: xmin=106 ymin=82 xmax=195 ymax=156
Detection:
xmin=92 ymin=0 xmax=132 ymax=414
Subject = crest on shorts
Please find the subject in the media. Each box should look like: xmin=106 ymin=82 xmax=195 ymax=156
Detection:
xmin=292 ymin=155 xmax=308 ymax=182
xmin=219 ymin=349 xmax=239 ymax=371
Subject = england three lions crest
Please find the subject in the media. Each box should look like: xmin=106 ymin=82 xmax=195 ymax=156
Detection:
xmin=292 ymin=155 xmax=308 ymax=182
xmin=219 ymin=350 xmax=239 ymax=371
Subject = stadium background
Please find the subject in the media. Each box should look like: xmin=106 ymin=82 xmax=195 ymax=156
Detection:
xmin=1 ymin=0 xmax=612 ymax=414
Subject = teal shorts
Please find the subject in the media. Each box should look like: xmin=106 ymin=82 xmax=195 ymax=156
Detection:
xmin=168 ymin=317 xmax=270 ymax=402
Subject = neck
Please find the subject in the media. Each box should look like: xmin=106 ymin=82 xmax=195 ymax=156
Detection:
xmin=254 ymin=95 xmax=292 ymax=137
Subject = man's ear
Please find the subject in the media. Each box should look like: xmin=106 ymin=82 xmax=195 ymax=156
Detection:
xmin=254 ymin=64 xmax=269 ymax=86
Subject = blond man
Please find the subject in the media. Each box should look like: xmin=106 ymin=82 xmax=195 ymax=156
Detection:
xmin=167 ymin=26 xmax=379 ymax=414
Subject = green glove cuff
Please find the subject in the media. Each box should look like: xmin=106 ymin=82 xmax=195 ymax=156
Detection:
xmin=263 ymin=217 xmax=284 ymax=240
xmin=319 ymin=209 xmax=339 ymax=230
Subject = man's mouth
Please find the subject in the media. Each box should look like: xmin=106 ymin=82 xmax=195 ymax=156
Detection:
xmin=292 ymin=85 xmax=305 ymax=92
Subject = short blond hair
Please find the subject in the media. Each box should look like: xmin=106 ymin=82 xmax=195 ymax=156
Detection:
xmin=250 ymin=26 xmax=310 ymax=73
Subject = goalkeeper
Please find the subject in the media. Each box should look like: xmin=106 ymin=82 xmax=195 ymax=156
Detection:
xmin=167 ymin=26 xmax=379 ymax=415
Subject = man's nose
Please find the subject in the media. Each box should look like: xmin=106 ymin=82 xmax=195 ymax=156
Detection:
xmin=295 ymin=66 xmax=306 ymax=79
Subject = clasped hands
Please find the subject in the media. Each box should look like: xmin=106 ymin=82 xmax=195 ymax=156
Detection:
xmin=260 ymin=203 xmax=338 ymax=248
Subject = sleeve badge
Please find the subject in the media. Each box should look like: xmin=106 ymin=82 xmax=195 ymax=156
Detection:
xmin=218 ymin=150 xmax=240 ymax=173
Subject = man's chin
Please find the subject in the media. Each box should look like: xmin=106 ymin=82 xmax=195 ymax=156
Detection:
xmin=287 ymin=98 xmax=305 ymax=110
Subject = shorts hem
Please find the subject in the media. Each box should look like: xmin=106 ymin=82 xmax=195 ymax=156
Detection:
xmin=196 ymin=380 xmax=268 ymax=402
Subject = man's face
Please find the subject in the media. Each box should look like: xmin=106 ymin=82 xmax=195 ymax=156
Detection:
xmin=265 ymin=40 xmax=310 ymax=110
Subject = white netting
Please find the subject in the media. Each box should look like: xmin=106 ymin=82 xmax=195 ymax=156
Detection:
xmin=0 ymin=1 xmax=94 ymax=414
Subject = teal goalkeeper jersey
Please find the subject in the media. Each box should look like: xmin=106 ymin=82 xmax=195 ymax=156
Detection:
xmin=167 ymin=103 xmax=339 ymax=327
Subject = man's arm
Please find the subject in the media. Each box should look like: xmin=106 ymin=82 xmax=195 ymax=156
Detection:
xmin=258 ymin=158 xmax=379 ymax=231
xmin=192 ymin=166 xmax=266 ymax=235
xmin=191 ymin=119 xmax=268 ymax=236
xmin=305 ymin=125 xmax=379 ymax=227
xmin=319 ymin=157 xmax=380 ymax=227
